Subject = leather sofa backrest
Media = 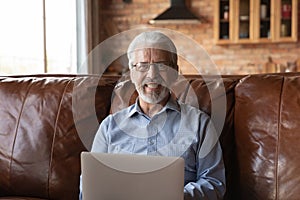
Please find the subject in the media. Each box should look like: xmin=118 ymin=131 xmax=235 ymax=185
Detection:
xmin=3 ymin=73 xmax=300 ymax=200
xmin=0 ymin=75 xmax=115 ymax=199
xmin=235 ymin=74 xmax=300 ymax=200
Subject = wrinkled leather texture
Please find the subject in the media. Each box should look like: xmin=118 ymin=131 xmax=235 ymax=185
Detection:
xmin=1 ymin=73 xmax=300 ymax=200
xmin=235 ymin=74 xmax=300 ymax=200
xmin=0 ymin=75 xmax=116 ymax=200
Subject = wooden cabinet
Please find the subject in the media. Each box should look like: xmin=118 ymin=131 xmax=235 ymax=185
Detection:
xmin=214 ymin=0 xmax=298 ymax=44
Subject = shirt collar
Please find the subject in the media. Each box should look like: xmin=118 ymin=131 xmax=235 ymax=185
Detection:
xmin=127 ymin=94 xmax=180 ymax=118
xmin=164 ymin=94 xmax=181 ymax=113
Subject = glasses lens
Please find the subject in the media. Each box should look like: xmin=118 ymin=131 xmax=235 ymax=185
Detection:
xmin=157 ymin=63 xmax=168 ymax=71
xmin=134 ymin=63 xmax=170 ymax=71
xmin=136 ymin=63 xmax=149 ymax=71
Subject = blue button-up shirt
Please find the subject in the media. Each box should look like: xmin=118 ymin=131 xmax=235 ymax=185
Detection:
xmin=80 ymin=97 xmax=225 ymax=199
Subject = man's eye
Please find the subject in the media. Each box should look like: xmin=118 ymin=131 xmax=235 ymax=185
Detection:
xmin=133 ymin=63 xmax=170 ymax=71
xmin=158 ymin=64 xmax=168 ymax=70
xmin=139 ymin=63 xmax=148 ymax=67
xmin=137 ymin=64 xmax=148 ymax=69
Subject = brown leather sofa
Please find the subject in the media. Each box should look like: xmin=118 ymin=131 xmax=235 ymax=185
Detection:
xmin=0 ymin=73 xmax=299 ymax=200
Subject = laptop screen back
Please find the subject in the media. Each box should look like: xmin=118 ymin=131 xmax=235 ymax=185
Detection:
xmin=81 ymin=152 xmax=184 ymax=200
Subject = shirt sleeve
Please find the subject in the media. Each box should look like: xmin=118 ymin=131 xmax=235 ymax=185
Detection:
xmin=90 ymin=115 xmax=111 ymax=152
xmin=184 ymin=113 xmax=226 ymax=200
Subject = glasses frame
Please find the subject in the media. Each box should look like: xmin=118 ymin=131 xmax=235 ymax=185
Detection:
xmin=131 ymin=62 xmax=173 ymax=72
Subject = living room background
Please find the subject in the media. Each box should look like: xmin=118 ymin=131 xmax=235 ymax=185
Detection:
xmin=0 ymin=0 xmax=299 ymax=75
xmin=88 ymin=0 xmax=300 ymax=75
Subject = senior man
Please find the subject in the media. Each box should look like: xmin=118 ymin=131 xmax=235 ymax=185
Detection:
xmin=80 ymin=31 xmax=225 ymax=200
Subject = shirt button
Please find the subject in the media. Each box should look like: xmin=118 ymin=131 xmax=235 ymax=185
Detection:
xmin=148 ymin=139 xmax=155 ymax=145
xmin=152 ymin=127 xmax=157 ymax=133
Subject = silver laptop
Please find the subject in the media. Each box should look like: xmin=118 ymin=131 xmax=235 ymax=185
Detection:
xmin=81 ymin=152 xmax=184 ymax=200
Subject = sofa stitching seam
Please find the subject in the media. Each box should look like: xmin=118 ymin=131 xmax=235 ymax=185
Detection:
xmin=47 ymin=78 xmax=74 ymax=199
xmin=8 ymin=78 xmax=33 ymax=192
xmin=275 ymin=76 xmax=284 ymax=199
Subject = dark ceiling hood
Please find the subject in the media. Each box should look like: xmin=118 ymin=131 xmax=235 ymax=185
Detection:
xmin=149 ymin=0 xmax=201 ymax=24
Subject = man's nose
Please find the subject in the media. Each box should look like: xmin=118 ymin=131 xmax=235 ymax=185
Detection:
xmin=147 ymin=64 xmax=159 ymax=78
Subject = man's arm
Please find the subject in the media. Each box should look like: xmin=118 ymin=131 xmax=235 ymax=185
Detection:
xmin=184 ymin=114 xmax=226 ymax=200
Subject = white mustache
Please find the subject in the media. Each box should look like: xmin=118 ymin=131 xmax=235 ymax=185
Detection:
xmin=142 ymin=78 xmax=166 ymax=86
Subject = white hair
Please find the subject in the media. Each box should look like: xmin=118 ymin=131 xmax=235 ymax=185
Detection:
xmin=127 ymin=31 xmax=178 ymax=67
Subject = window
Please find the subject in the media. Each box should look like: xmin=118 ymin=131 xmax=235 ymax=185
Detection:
xmin=0 ymin=0 xmax=77 ymax=75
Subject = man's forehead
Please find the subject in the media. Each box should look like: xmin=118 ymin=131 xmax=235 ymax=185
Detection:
xmin=132 ymin=48 xmax=173 ymax=57
xmin=133 ymin=48 xmax=171 ymax=52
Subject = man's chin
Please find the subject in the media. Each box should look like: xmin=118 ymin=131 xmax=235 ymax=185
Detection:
xmin=139 ymin=91 xmax=169 ymax=104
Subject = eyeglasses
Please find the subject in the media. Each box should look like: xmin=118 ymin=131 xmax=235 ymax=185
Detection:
xmin=131 ymin=62 xmax=172 ymax=72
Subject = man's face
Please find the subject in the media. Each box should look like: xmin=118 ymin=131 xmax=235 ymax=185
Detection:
xmin=130 ymin=48 xmax=178 ymax=104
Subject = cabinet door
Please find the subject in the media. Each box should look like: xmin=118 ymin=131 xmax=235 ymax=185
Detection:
xmin=255 ymin=0 xmax=272 ymax=42
xmin=214 ymin=0 xmax=232 ymax=44
xmin=236 ymin=0 xmax=252 ymax=43
xmin=275 ymin=0 xmax=298 ymax=41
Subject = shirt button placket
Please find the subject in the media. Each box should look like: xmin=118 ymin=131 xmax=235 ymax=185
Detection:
xmin=147 ymin=126 xmax=157 ymax=154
